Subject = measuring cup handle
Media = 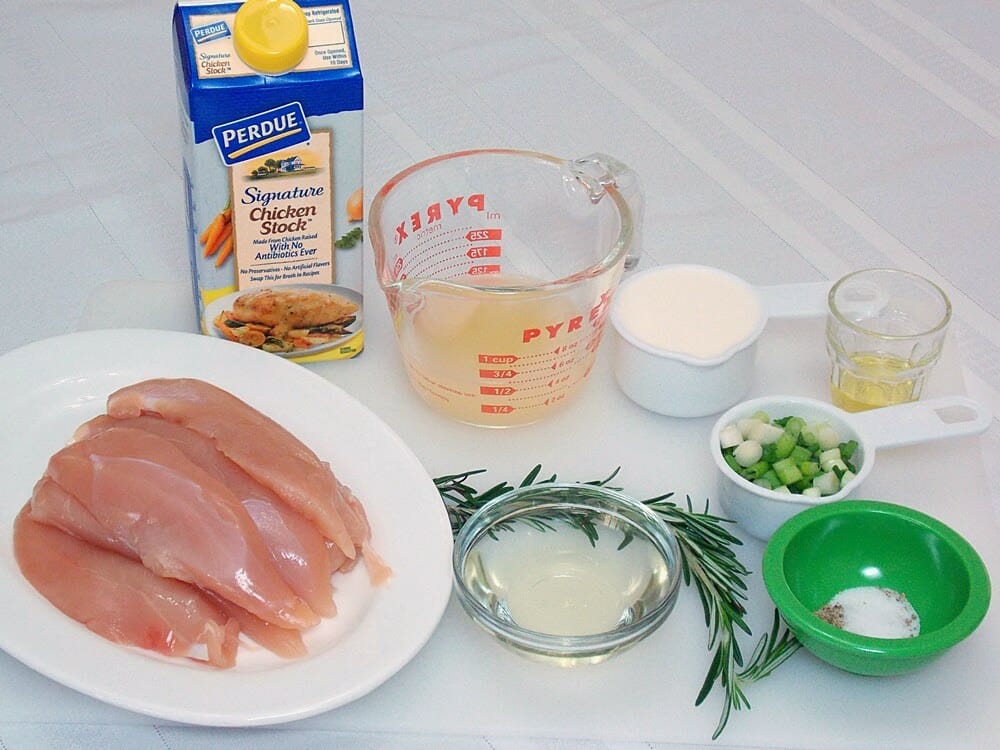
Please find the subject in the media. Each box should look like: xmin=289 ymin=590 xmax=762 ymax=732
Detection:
xmin=756 ymin=281 xmax=831 ymax=320
xmin=851 ymin=396 xmax=993 ymax=450
xmin=572 ymin=153 xmax=644 ymax=270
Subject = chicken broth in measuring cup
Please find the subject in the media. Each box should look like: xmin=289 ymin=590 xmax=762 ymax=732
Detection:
xmin=396 ymin=275 xmax=611 ymax=426
xmin=369 ymin=150 xmax=641 ymax=427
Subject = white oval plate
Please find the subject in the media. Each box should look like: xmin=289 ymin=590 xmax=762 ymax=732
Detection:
xmin=0 ymin=329 xmax=453 ymax=726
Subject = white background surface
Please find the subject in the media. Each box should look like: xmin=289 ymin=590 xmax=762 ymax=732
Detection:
xmin=1 ymin=1 xmax=998 ymax=748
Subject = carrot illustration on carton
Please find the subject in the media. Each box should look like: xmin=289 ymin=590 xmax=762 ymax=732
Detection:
xmin=346 ymin=187 xmax=362 ymax=222
xmin=200 ymin=201 xmax=233 ymax=267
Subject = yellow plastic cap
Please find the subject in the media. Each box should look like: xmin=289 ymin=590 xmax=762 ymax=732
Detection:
xmin=233 ymin=0 xmax=309 ymax=75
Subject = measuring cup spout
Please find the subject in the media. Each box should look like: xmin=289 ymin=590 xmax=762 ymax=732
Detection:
xmin=571 ymin=153 xmax=644 ymax=270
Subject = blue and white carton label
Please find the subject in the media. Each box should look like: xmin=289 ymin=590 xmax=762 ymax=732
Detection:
xmin=191 ymin=20 xmax=231 ymax=44
xmin=173 ymin=1 xmax=364 ymax=361
xmin=212 ymin=103 xmax=311 ymax=166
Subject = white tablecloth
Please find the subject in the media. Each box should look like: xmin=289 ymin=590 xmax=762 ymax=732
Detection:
xmin=1 ymin=1 xmax=998 ymax=748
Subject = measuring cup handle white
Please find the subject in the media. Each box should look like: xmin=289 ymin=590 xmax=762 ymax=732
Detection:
xmin=850 ymin=396 xmax=993 ymax=450
xmin=756 ymin=281 xmax=831 ymax=320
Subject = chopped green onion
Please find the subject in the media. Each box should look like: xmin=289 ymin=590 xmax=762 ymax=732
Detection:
xmin=840 ymin=439 xmax=859 ymax=460
xmin=719 ymin=425 xmax=743 ymax=449
xmin=748 ymin=421 xmax=785 ymax=445
xmin=743 ymin=460 xmax=771 ymax=480
xmin=719 ymin=413 xmax=859 ymax=497
xmin=760 ymin=469 xmax=780 ymax=487
xmin=772 ymin=457 xmax=803 ymax=486
xmin=799 ymin=461 xmax=820 ymax=479
xmin=813 ymin=471 xmax=840 ymax=495
xmin=773 ymin=431 xmax=797 ymax=459
xmin=816 ymin=425 xmax=841 ymax=450
xmin=789 ymin=445 xmax=812 ymax=463
xmin=733 ymin=440 xmax=763 ymax=467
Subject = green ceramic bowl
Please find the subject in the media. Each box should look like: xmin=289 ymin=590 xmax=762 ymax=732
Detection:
xmin=763 ymin=500 xmax=991 ymax=676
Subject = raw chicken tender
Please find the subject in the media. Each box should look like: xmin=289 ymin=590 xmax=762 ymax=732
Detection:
xmin=28 ymin=476 xmax=308 ymax=659
xmin=44 ymin=426 xmax=319 ymax=630
xmin=13 ymin=506 xmax=240 ymax=668
xmin=206 ymin=592 xmax=307 ymax=660
xmin=77 ymin=414 xmax=338 ymax=617
xmin=15 ymin=377 xmax=388 ymax=667
xmin=332 ymin=472 xmax=392 ymax=585
xmin=106 ymin=378 xmax=357 ymax=559
xmin=29 ymin=476 xmax=133 ymax=558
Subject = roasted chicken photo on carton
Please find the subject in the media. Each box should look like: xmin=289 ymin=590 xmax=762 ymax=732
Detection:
xmin=213 ymin=287 xmax=359 ymax=353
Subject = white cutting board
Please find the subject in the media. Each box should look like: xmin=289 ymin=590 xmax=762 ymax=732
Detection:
xmin=4 ymin=278 xmax=997 ymax=749
xmin=312 ymin=292 xmax=1000 ymax=749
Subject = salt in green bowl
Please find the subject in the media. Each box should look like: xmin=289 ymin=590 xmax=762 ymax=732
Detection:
xmin=763 ymin=500 xmax=991 ymax=676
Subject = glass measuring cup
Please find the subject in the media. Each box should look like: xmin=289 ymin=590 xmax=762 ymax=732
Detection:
xmin=369 ymin=149 xmax=642 ymax=427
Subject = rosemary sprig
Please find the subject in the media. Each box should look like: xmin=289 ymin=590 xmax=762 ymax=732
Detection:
xmin=434 ymin=464 xmax=619 ymax=536
xmin=655 ymin=490 xmax=802 ymax=737
xmin=434 ymin=465 xmax=801 ymax=740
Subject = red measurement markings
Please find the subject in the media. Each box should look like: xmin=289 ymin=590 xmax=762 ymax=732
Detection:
xmin=397 ymin=227 xmax=478 ymax=279
xmin=478 ymin=354 xmax=518 ymax=365
xmin=509 ymin=350 xmax=587 ymax=376
xmin=517 ymin=350 xmax=572 ymax=364
xmin=480 ymin=386 xmax=516 ymax=396
xmin=469 ymin=264 xmax=501 ymax=275
xmin=481 ymin=404 xmax=515 ymax=414
xmin=479 ymin=369 xmax=518 ymax=379
xmin=466 ymin=245 xmax=501 ymax=259
xmin=549 ymin=357 xmax=579 ymax=370
xmin=465 ymin=229 xmax=502 ymax=242
xmin=585 ymin=325 xmax=608 ymax=353
xmin=503 ymin=364 xmax=589 ymax=393
xmin=495 ymin=389 xmax=572 ymax=411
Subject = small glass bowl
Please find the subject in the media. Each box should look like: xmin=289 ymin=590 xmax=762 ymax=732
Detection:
xmin=452 ymin=483 xmax=682 ymax=665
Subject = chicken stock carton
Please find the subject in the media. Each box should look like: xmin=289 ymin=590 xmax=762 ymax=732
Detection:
xmin=173 ymin=0 xmax=364 ymax=361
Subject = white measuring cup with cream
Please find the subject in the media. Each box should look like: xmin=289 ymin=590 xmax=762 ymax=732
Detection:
xmin=609 ymin=264 xmax=830 ymax=417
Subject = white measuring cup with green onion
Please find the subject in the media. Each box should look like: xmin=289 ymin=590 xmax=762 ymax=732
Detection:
xmin=710 ymin=394 xmax=991 ymax=540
